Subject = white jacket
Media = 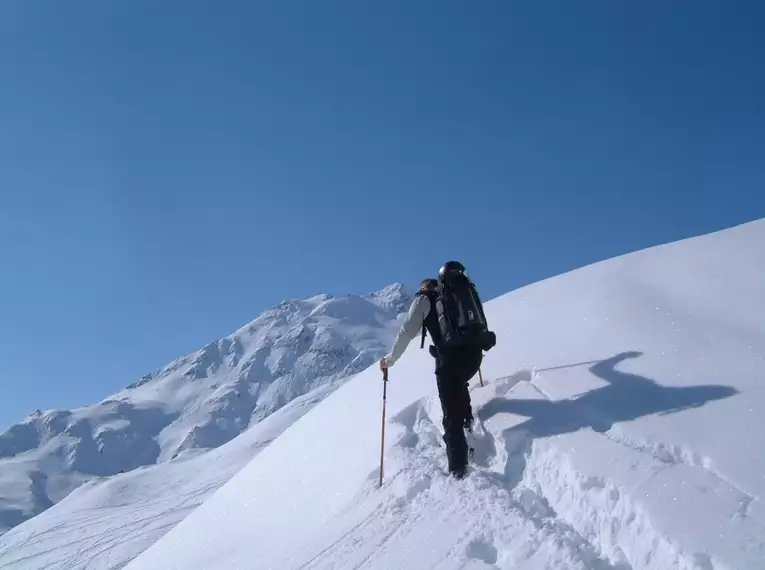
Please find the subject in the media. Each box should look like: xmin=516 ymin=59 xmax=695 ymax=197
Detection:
xmin=384 ymin=294 xmax=432 ymax=367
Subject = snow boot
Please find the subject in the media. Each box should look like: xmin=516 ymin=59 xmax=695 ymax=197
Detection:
xmin=450 ymin=464 xmax=468 ymax=480
xmin=465 ymin=419 xmax=476 ymax=463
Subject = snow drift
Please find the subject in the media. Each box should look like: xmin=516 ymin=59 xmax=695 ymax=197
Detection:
xmin=120 ymin=219 xmax=765 ymax=570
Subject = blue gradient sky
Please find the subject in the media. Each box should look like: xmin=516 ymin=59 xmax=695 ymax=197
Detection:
xmin=1 ymin=0 xmax=764 ymax=427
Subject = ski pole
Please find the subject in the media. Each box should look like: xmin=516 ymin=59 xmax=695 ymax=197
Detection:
xmin=478 ymin=367 xmax=484 ymax=387
xmin=379 ymin=368 xmax=388 ymax=488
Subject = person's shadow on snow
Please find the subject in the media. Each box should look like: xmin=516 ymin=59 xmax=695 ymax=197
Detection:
xmin=477 ymin=351 xmax=738 ymax=488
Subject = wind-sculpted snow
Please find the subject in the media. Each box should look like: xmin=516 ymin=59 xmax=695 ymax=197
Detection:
xmin=0 ymin=284 xmax=411 ymax=534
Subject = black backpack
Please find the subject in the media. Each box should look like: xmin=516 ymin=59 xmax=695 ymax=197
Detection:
xmin=420 ymin=262 xmax=497 ymax=353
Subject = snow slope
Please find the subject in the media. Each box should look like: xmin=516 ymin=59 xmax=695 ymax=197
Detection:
xmin=120 ymin=219 xmax=765 ymax=570
xmin=0 ymin=384 xmax=336 ymax=570
xmin=0 ymin=284 xmax=411 ymax=535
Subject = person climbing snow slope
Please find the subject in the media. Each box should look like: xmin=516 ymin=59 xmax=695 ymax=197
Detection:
xmin=380 ymin=261 xmax=496 ymax=478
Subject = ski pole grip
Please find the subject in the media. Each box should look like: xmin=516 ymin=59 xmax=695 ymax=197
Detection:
xmin=383 ymin=368 xmax=388 ymax=382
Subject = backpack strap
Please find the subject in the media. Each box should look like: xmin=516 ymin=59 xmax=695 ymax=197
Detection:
xmin=416 ymin=290 xmax=436 ymax=349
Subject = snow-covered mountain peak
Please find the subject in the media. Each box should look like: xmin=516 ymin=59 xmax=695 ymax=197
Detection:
xmin=0 ymin=284 xmax=412 ymax=535
xmin=364 ymin=281 xmax=409 ymax=301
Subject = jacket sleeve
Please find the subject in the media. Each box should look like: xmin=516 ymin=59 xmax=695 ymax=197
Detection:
xmin=384 ymin=294 xmax=430 ymax=367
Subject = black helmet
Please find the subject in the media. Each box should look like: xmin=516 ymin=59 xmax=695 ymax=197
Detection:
xmin=438 ymin=261 xmax=466 ymax=279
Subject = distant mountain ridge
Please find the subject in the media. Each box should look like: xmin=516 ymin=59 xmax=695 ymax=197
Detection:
xmin=0 ymin=282 xmax=412 ymax=534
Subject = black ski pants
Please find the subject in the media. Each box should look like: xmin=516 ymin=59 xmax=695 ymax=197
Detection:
xmin=432 ymin=345 xmax=483 ymax=472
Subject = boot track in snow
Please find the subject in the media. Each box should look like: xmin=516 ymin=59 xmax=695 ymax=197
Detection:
xmin=357 ymin=371 xmax=734 ymax=570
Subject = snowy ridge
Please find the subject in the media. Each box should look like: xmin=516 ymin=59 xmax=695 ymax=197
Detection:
xmin=0 ymin=283 xmax=411 ymax=535
xmin=117 ymin=218 xmax=764 ymax=570
xmin=1 ymin=219 xmax=764 ymax=570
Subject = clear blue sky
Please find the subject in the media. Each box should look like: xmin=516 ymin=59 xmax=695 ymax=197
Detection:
xmin=1 ymin=0 xmax=764 ymax=428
